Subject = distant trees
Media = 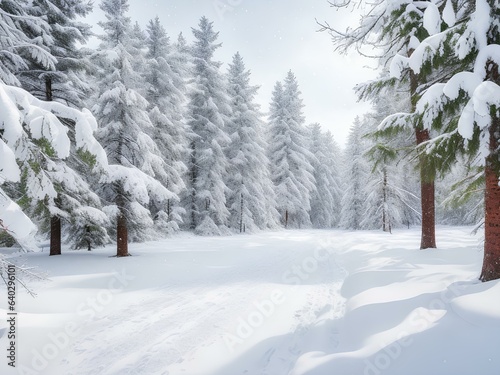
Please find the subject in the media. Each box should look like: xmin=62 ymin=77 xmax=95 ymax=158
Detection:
xmin=268 ymin=72 xmax=316 ymax=228
xmin=225 ymin=53 xmax=279 ymax=232
xmin=339 ymin=117 xmax=369 ymax=230
xmin=308 ymin=123 xmax=342 ymax=228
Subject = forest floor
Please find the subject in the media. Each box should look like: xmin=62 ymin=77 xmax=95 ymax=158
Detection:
xmin=0 ymin=226 xmax=499 ymax=375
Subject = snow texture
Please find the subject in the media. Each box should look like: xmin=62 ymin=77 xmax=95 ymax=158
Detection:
xmin=0 ymin=227 xmax=497 ymax=375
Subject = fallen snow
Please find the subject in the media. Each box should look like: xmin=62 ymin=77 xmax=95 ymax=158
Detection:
xmin=0 ymin=227 xmax=498 ymax=375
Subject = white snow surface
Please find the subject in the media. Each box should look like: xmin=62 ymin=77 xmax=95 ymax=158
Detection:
xmin=0 ymin=227 xmax=498 ymax=375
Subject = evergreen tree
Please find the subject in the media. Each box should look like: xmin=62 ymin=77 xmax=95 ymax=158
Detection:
xmin=186 ymin=17 xmax=232 ymax=235
xmin=323 ymin=130 xmax=343 ymax=226
xmin=0 ymin=0 xmax=110 ymax=254
xmin=268 ymin=72 xmax=316 ymax=228
xmin=0 ymin=0 xmax=55 ymax=86
xmin=400 ymin=0 xmax=500 ymax=280
xmin=339 ymin=117 xmax=370 ymax=230
xmin=18 ymin=0 xmax=93 ymax=106
xmin=321 ymin=0 xmax=459 ymax=248
xmin=364 ymin=79 xmax=421 ymax=231
xmin=436 ymin=157 xmax=483 ymax=227
xmin=0 ymin=82 xmax=108 ymax=252
xmin=143 ymin=17 xmax=188 ymax=235
xmin=92 ymin=0 xmax=174 ymax=256
xmin=225 ymin=52 xmax=279 ymax=232
xmin=307 ymin=123 xmax=341 ymax=228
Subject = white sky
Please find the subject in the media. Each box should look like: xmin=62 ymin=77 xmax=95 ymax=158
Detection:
xmin=88 ymin=0 xmax=378 ymax=146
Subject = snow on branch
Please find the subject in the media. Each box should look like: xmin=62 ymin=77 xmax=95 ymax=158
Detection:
xmin=0 ymin=81 xmax=108 ymax=251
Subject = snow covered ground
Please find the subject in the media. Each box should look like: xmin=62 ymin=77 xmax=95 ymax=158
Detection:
xmin=0 ymin=226 xmax=499 ymax=375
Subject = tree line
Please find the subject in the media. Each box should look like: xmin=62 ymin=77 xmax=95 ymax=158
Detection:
xmin=0 ymin=0 xmax=492 ymax=282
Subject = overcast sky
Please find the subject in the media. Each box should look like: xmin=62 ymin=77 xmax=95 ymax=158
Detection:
xmin=88 ymin=0 xmax=377 ymax=146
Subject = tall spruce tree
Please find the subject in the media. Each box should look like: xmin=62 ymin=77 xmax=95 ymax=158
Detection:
xmin=268 ymin=72 xmax=316 ymax=228
xmin=143 ymin=17 xmax=188 ymax=235
xmin=339 ymin=117 xmax=370 ymax=230
xmin=364 ymin=78 xmax=421 ymax=231
xmin=92 ymin=0 xmax=173 ymax=256
xmin=396 ymin=0 xmax=500 ymax=280
xmin=18 ymin=0 xmax=93 ymax=106
xmin=321 ymin=0 xmax=455 ymax=248
xmin=307 ymin=123 xmax=341 ymax=228
xmin=186 ymin=17 xmax=231 ymax=235
xmin=225 ymin=52 xmax=279 ymax=232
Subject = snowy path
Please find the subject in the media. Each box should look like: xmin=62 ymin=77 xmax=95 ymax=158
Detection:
xmin=1 ymin=230 xmax=348 ymax=375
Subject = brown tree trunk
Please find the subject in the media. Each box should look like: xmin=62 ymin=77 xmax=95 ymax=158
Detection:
xmin=481 ymin=153 xmax=500 ymax=281
xmin=50 ymin=216 xmax=61 ymax=256
xmin=285 ymin=209 xmax=289 ymax=229
xmin=45 ymin=76 xmax=63 ymax=256
xmin=416 ymin=128 xmax=436 ymax=249
xmin=481 ymin=61 xmax=500 ymax=281
xmin=116 ymin=211 xmax=129 ymax=257
xmin=409 ymin=55 xmax=436 ymax=249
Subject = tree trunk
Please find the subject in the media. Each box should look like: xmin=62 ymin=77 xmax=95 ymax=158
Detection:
xmin=86 ymin=226 xmax=91 ymax=251
xmin=480 ymin=61 xmax=500 ymax=281
xmin=416 ymin=128 xmax=436 ymax=249
xmin=45 ymin=76 xmax=63 ymax=256
xmin=116 ymin=211 xmax=129 ymax=257
xmin=50 ymin=216 xmax=61 ymax=256
xmin=382 ymin=168 xmax=391 ymax=233
xmin=190 ymin=141 xmax=197 ymax=230
xmin=285 ymin=209 xmax=289 ymax=229
xmin=409 ymin=55 xmax=436 ymax=249
xmin=239 ymin=193 xmax=244 ymax=233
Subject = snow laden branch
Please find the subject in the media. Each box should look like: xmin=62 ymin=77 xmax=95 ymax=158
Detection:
xmin=0 ymin=81 xmax=108 ymax=251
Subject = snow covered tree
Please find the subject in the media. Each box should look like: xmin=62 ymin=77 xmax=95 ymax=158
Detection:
xmin=0 ymin=0 xmax=110 ymax=255
xmin=92 ymin=0 xmax=174 ymax=256
xmin=225 ymin=52 xmax=279 ymax=232
xmin=0 ymin=0 xmax=55 ymax=86
xmin=268 ymin=72 xmax=316 ymax=228
xmin=307 ymin=123 xmax=342 ymax=228
xmin=339 ymin=117 xmax=370 ymax=230
xmin=320 ymin=0 xmax=457 ymax=248
xmin=0 ymin=82 xmax=108 ymax=252
xmin=395 ymin=0 xmax=500 ymax=281
xmin=17 ymin=0 xmax=93 ymax=106
xmin=363 ymin=78 xmax=421 ymax=231
xmin=323 ymin=130 xmax=343 ymax=226
xmin=186 ymin=17 xmax=231 ymax=235
xmin=436 ymin=156 xmax=483 ymax=227
xmin=364 ymin=142 xmax=421 ymax=231
xmin=143 ymin=17 xmax=189 ymax=235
